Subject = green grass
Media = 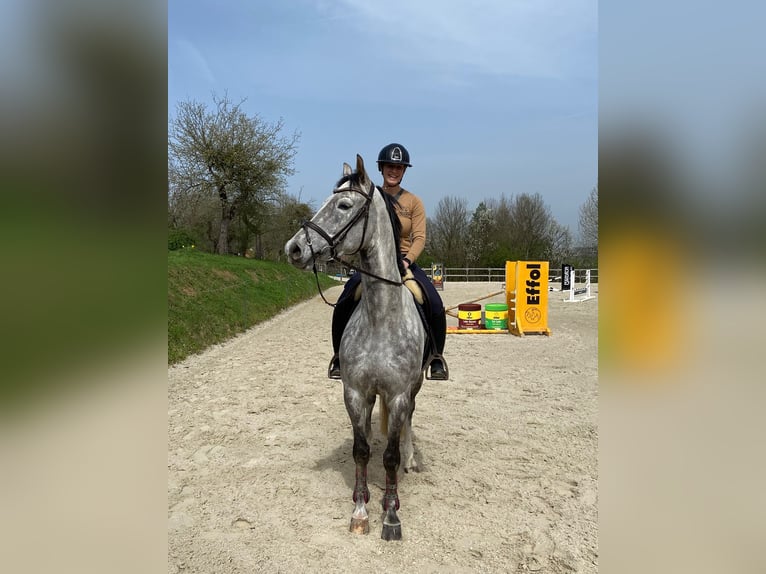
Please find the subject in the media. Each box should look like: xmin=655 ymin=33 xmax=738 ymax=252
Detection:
xmin=168 ymin=249 xmax=337 ymax=364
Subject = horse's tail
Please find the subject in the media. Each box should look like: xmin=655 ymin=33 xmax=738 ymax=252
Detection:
xmin=379 ymin=399 xmax=408 ymax=440
xmin=379 ymin=399 xmax=389 ymax=436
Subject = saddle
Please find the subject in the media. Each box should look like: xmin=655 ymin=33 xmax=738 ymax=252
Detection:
xmin=351 ymin=270 xmax=444 ymax=376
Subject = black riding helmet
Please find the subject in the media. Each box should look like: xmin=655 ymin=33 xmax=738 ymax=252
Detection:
xmin=376 ymin=143 xmax=412 ymax=171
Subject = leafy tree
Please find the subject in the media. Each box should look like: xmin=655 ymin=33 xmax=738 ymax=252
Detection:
xmin=168 ymin=179 xmax=220 ymax=252
xmin=257 ymin=193 xmax=314 ymax=261
xmin=168 ymin=95 xmax=300 ymax=254
xmin=490 ymin=195 xmax=515 ymax=259
xmin=482 ymin=244 xmax=515 ymax=268
xmin=168 ymin=228 xmax=197 ymax=251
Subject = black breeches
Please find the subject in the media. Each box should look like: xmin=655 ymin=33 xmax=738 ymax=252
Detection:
xmin=331 ymin=273 xmax=361 ymax=353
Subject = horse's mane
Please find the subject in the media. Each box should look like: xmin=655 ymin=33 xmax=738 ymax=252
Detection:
xmin=336 ymin=171 xmax=405 ymax=276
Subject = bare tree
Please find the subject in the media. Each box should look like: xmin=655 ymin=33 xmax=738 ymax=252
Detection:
xmin=466 ymin=201 xmax=496 ymax=266
xmin=545 ymin=220 xmax=574 ymax=267
xmin=168 ymin=95 xmax=299 ymax=254
xmin=507 ymin=193 xmax=554 ymax=260
xmin=579 ymin=186 xmax=598 ymax=249
xmin=428 ymin=196 xmax=469 ymax=266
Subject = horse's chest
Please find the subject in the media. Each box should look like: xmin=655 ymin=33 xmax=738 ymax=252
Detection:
xmin=342 ymin=318 xmax=413 ymax=371
xmin=345 ymin=324 xmax=406 ymax=356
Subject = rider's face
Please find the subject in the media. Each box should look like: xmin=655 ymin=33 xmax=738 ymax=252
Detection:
xmin=381 ymin=163 xmax=405 ymax=187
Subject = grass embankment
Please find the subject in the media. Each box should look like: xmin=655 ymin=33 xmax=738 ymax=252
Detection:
xmin=168 ymin=250 xmax=337 ymax=364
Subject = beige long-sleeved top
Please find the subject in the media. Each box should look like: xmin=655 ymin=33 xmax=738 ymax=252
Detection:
xmin=383 ymin=184 xmax=426 ymax=264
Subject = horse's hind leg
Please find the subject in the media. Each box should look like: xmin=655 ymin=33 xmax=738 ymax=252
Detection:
xmin=365 ymin=394 xmax=376 ymax=438
xmin=401 ymin=418 xmax=417 ymax=473
xmin=401 ymin=393 xmax=420 ymax=473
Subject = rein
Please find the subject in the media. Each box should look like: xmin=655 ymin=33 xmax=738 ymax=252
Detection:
xmin=300 ymin=181 xmax=405 ymax=307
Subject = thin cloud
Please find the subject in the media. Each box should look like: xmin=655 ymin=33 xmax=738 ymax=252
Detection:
xmin=316 ymin=0 xmax=596 ymax=80
xmin=171 ymin=37 xmax=217 ymax=86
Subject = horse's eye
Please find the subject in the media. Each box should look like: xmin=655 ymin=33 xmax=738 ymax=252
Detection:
xmin=337 ymin=199 xmax=353 ymax=211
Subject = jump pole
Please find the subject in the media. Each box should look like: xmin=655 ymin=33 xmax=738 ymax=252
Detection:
xmin=445 ymin=288 xmax=507 ymax=334
xmin=445 ymin=290 xmax=504 ymax=318
xmin=445 ymin=261 xmax=551 ymax=336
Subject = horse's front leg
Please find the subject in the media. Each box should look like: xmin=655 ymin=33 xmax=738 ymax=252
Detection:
xmin=381 ymin=398 xmax=407 ymax=541
xmin=345 ymin=388 xmax=373 ymax=535
xmin=350 ymin=427 xmax=371 ymax=534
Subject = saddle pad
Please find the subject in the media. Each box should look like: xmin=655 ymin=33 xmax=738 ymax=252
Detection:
xmin=403 ymin=270 xmax=424 ymax=304
xmin=352 ymin=269 xmax=424 ymax=305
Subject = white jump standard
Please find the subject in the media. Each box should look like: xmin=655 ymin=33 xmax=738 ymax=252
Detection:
xmin=563 ymin=269 xmax=595 ymax=303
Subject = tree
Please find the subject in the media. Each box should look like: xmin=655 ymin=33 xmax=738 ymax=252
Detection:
xmin=466 ymin=201 xmax=496 ymax=266
xmin=168 ymin=95 xmax=300 ymax=254
xmin=168 ymin=177 xmax=220 ymax=251
xmin=545 ymin=220 xmax=574 ymax=268
xmin=579 ymin=186 xmax=598 ymax=250
xmin=428 ymin=196 xmax=469 ymax=266
xmin=506 ymin=193 xmax=555 ymax=260
xmin=256 ymin=193 xmax=314 ymax=261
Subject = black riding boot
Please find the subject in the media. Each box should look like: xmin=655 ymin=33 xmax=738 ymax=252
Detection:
xmin=328 ymin=294 xmax=358 ymax=379
xmin=428 ymin=309 xmax=449 ymax=380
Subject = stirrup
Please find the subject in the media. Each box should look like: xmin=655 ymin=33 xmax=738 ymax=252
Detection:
xmin=327 ymin=354 xmax=341 ymax=380
xmin=426 ymin=356 xmax=449 ymax=380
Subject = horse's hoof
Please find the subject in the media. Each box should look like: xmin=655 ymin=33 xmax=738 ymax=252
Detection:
xmin=349 ymin=517 xmax=369 ymax=535
xmin=381 ymin=522 xmax=402 ymax=541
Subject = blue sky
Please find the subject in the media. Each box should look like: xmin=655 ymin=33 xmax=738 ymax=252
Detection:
xmin=169 ymin=0 xmax=597 ymax=235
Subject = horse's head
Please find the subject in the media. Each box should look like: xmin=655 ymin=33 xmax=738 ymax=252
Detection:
xmin=285 ymin=154 xmax=375 ymax=269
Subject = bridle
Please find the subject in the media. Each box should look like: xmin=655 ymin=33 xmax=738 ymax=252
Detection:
xmin=299 ymin=179 xmax=405 ymax=307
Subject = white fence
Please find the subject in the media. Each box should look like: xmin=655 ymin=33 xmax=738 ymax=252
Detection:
xmin=431 ymin=267 xmax=599 ymax=285
xmin=320 ymin=263 xmax=598 ymax=286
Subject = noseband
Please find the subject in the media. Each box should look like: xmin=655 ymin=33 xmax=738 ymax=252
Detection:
xmin=300 ymin=180 xmax=404 ymax=307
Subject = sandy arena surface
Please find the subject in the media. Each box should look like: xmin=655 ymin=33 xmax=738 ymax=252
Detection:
xmin=168 ymin=281 xmax=598 ymax=573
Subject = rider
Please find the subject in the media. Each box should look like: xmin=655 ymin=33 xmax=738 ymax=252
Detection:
xmin=328 ymin=143 xmax=448 ymax=380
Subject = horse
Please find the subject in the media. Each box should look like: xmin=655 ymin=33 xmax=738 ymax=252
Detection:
xmin=284 ymin=154 xmax=426 ymax=541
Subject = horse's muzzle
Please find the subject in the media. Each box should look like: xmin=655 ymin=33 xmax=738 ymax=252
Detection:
xmin=285 ymin=237 xmax=310 ymax=269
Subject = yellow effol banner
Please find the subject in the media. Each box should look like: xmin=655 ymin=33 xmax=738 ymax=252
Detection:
xmin=506 ymin=260 xmax=551 ymax=336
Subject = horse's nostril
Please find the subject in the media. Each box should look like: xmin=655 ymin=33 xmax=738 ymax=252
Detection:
xmin=288 ymin=242 xmax=302 ymax=260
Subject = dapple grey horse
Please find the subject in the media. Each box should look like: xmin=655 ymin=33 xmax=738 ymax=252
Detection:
xmin=284 ymin=155 xmax=426 ymax=540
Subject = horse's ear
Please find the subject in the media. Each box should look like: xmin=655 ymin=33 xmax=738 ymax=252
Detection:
xmin=343 ymin=162 xmax=352 ymax=176
xmin=356 ymin=154 xmax=370 ymax=185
